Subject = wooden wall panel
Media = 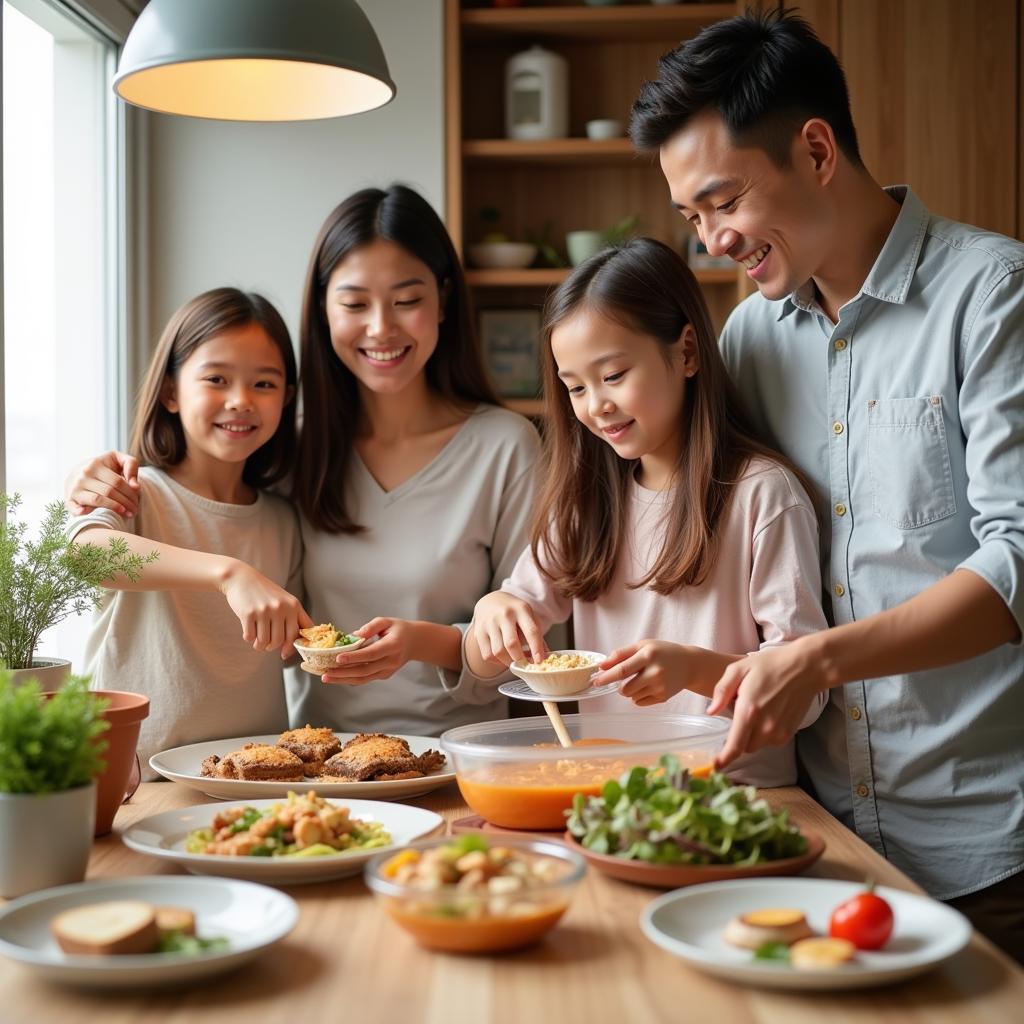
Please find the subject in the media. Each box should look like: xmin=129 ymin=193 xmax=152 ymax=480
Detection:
xmin=794 ymin=1 xmax=1018 ymax=237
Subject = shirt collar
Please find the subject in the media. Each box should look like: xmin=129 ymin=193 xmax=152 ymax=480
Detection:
xmin=776 ymin=185 xmax=930 ymax=321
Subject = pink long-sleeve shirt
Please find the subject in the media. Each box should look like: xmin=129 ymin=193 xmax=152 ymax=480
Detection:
xmin=502 ymin=457 xmax=829 ymax=786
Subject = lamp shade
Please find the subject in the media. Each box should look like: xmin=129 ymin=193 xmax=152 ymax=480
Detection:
xmin=113 ymin=0 xmax=396 ymax=121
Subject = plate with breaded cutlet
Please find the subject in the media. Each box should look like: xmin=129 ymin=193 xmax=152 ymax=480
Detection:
xmin=150 ymin=729 xmax=456 ymax=801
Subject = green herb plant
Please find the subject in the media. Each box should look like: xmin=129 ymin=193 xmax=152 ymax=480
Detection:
xmin=0 ymin=673 xmax=109 ymax=793
xmin=566 ymin=756 xmax=808 ymax=866
xmin=0 ymin=494 xmax=156 ymax=670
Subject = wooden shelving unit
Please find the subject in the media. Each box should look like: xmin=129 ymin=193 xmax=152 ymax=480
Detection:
xmin=445 ymin=1 xmax=747 ymax=410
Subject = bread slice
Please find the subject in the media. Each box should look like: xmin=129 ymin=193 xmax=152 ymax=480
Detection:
xmin=52 ymin=900 xmax=160 ymax=956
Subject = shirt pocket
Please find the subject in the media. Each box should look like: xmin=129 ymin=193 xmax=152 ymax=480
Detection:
xmin=866 ymin=396 xmax=957 ymax=529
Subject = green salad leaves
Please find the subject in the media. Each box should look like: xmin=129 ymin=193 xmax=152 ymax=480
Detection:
xmin=565 ymin=756 xmax=808 ymax=866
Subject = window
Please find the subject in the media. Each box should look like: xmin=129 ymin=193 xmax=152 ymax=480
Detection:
xmin=3 ymin=0 xmax=124 ymax=667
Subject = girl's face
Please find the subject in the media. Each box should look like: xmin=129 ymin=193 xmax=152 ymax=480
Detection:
xmin=162 ymin=323 xmax=291 ymax=469
xmin=551 ymin=307 xmax=697 ymax=483
xmin=324 ymin=238 xmax=445 ymax=395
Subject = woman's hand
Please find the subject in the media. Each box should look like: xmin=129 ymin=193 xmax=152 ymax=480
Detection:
xmin=219 ymin=560 xmax=314 ymax=658
xmin=65 ymin=450 xmax=141 ymax=517
xmin=590 ymin=642 xmax=741 ymax=705
xmin=707 ymin=642 xmax=823 ymax=767
xmin=320 ymin=617 xmax=415 ymax=685
xmin=472 ymin=592 xmax=547 ymax=667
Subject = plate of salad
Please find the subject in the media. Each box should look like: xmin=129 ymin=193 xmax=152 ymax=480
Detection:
xmin=123 ymin=793 xmax=444 ymax=885
xmin=563 ymin=756 xmax=824 ymax=888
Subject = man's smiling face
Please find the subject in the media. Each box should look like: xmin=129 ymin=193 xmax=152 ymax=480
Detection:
xmin=659 ymin=109 xmax=836 ymax=301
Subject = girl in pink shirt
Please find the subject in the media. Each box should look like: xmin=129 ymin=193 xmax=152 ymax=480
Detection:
xmin=465 ymin=238 xmax=827 ymax=784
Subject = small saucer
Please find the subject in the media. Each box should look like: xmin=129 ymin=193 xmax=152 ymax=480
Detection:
xmin=497 ymin=678 xmax=623 ymax=703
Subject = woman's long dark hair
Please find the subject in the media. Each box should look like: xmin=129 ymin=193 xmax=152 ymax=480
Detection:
xmin=292 ymin=184 xmax=498 ymax=533
xmin=533 ymin=237 xmax=816 ymax=601
xmin=130 ymin=287 xmax=297 ymax=489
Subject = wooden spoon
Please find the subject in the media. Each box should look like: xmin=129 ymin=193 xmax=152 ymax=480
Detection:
xmin=542 ymin=701 xmax=573 ymax=748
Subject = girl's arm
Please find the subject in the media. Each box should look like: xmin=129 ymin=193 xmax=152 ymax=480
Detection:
xmin=73 ymin=525 xmax=313 ymax=655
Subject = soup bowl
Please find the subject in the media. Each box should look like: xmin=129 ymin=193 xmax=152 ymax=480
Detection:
xmin=440 ymin=713 xmax=729 ymax=830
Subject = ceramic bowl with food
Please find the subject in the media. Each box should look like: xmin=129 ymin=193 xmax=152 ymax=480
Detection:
xmin=467 ymin=242 xmax=537 ymax=270
xmin=365 ymin=834 xmax=584 ymax=952
xmin=509 ymin=649 xmax=604 ymax=696
xmin=440 ymin=712 xmax=729 ymax=830
xmin=293 ymin=625 xmax=366 ymax=673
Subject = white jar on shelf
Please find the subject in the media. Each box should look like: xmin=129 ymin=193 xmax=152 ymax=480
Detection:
xmin=505 ymin=45 xmax=568 ymax=141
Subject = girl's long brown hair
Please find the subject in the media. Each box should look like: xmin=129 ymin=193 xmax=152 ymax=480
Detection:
xmin=292 ymin=185 xmax=499 ymax=533
xmin=130 ymin=287 xmax=297 ymax=489
xmin=533 ymin=237 xmax=816 ymax=601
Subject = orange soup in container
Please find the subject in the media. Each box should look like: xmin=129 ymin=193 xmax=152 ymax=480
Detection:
xmin=441 ymin=713 xmax=727 ymax=830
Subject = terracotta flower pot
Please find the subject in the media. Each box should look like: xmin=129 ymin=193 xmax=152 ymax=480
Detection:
xmin=91 ymin=690 xmax=150 ymax=836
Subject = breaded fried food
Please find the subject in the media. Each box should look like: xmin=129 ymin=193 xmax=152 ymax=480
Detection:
xmin=200 ymin=743 xmax=304 ymax=782
xmin=276 ymin=725 xmax=341 ymax=775
xmin=322 ymin=732 xmax=446 ymax=781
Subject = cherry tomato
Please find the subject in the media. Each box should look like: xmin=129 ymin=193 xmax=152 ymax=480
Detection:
xmin=829 ymin=883 xmax=894 ymax=950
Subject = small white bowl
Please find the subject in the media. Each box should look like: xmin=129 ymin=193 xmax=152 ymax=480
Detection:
xmin=467 ymin=242 xmax=537 ymax=270
xmin=510 ymin=650 xmax=605 ymax=696
xmin=585 ymin=118 xmax=623 ymax=140
xmin=294 ymin=635 xmax=366 ymax=673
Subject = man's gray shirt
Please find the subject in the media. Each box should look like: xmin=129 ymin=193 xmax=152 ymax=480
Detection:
xmin=720 ymin=186 xmax=1024 ymax=899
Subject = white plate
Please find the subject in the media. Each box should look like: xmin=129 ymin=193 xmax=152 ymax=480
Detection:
xmin=497 ymin=678 xmax=623 ymax=703
xmin=0 ymin=875 xmax=297 ymax=989
xmin=640 ymin=877 xmax=971 ymax=990
xmin=122 ymin=797 xmax=445 ymax=884
xmin=150 ymin=732 xmax=456 ymax=801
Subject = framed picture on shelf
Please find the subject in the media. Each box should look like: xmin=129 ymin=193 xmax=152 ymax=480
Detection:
xmin=686 ymin=232 xmax=735 ymax=271
xmin=479 ymin=309 xmax=541 ymax=398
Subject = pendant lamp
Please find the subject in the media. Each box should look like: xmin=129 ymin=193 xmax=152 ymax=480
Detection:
xmin=113 ymin=0 xmax=395 ymax=121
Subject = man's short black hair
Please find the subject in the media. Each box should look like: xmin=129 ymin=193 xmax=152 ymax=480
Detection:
xmin=630 ymin=7 xmax=862 ymax=167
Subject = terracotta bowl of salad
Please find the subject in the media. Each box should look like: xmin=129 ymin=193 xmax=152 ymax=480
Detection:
xmin=293 ymin=623 xmax=365 ymax=673
xmin=364 ymin=834 xmax=584 ymax=953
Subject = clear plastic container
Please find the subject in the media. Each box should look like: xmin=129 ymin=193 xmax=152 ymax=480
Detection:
xmin=440 ymin=713 xmax=729 ymax=830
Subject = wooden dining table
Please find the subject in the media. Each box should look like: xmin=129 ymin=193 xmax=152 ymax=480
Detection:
xmin=1 ymin=779 xmax=1021 ymax=1023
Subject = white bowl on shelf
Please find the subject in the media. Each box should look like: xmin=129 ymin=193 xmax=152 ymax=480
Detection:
xmin=467 ymin=242 xmax=537 ymax=270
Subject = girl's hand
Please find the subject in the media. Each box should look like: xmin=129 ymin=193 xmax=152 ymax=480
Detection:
xmin=707 ymin=643 xmax=822 ymax=767
xmin=65 ymin=450 xmax=141 ymax=517
xmin=472 ymin=592 xmax=547 ymax=667
xmin=320 ymin=617 xmax=412 ymax=686
xmin=589 ymin=640 xmax=696 ymax=706
xmin=220 ymin=560 xmax=314 ymax=658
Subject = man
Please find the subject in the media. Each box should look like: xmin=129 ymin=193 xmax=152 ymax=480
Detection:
xmin=630 ymin=9 xmax=1023 ymax=960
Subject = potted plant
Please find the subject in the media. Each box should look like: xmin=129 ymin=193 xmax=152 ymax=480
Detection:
xmin=0 ymin=672 xmax=109 ymax=897
xmin=0 ymin=493 xmax=154 ymax=690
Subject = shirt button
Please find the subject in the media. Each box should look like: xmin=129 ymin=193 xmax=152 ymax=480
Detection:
xmin=833 ymin=582 xmax=845 ymax=597
xmin=849 ymin=706 xmax=862 ymax=721
xmin=834 ymin=503 xmax=847 ymax=516
xmin=832 ymin=421 xmax=844 ymax=435
xmin=856 ymin=784 xmax=870 ymax=798
xmin=835 ymin=338 xmax=847 ymax=351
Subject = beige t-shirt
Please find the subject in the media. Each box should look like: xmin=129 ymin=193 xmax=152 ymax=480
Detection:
xmin=498 ymin=458 xmax=829 ymax=787
xmin=69 ymin=467 xmax=303 ymax=776
xmin=285 ymin=404 xmax=540 ymax=736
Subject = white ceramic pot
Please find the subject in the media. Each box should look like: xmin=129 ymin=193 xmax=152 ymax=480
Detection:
xmin=0 ymin=782 xmax=96 ymax=898
xmin=506 ymin=46 xmax=568 ymax=141
xmin=8 ymin=658 xmax=72 ymax=693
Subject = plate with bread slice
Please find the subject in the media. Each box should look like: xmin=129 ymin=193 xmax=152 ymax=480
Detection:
xmin=150 ymin=728 xmax=456 ymax=801
xmin=0 ymin=875 xmax=296 ymax=988
xmin=122 ymin=794 xmax=445 ymax=884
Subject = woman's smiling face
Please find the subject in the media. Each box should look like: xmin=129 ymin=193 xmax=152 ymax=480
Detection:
xmin=551 ymin=306 xmax=696 ymax=483
xmin=324 ymin=238 xmax=445 ymax=395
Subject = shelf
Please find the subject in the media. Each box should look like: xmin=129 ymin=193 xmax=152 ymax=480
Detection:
xmin=463 ymin=138 xmax=643 ymax=164
xmin=503 ymin=398 xmax=545 ymax=417
xmin=467 ymin=267 xmax=739 ymax=287
xmin=462 ymin=4 xmax=738 ymax=42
